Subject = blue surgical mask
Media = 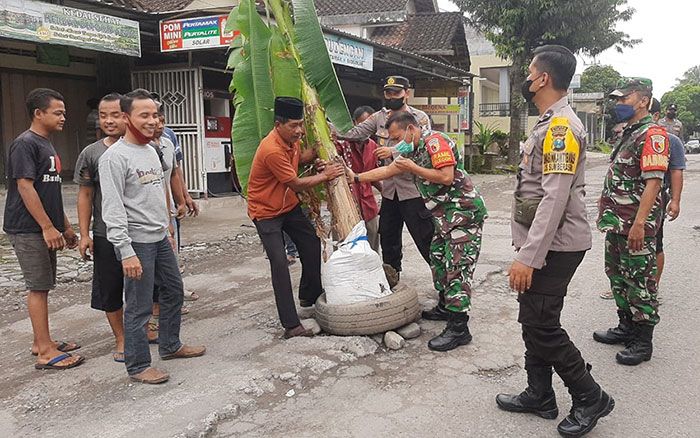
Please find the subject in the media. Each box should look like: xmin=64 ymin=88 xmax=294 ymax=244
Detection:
xmin=395 ymin=130 xmax=415 ymax=154
xmin=614 ymin=104 xmax=636 ymax=123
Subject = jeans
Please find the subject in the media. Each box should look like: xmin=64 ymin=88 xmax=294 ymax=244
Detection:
xmin=123 ymin=237 xmax=183 ymax=375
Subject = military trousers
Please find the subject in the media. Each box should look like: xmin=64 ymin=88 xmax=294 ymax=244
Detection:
xmin=430 ymin=216 xmax=483 ymax=313
xmin=605 ymin=232 xmax=659 ymax=326
xmin=518 ymin=251 xmax=595 ymax=390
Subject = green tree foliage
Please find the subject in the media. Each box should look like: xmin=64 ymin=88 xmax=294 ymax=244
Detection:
xmin=677 ymin=65 xmax=700 ymax=86
xmin=661 ymin=83 xmax=700 ymax=136
xmin=454 ymin=0 xmax=638 ymax=163
xmin=580 ymin=64 xmax=622 ymax=94
xmin=579 ymin=64 xmax=621 ymax=140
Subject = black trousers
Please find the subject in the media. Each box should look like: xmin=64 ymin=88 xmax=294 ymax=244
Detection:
xmin=378 ymin=194 xmax=434 ymax=272
xmin=254 ymin=205 xmax=322 ymax=329
xmin=518 ymin=251 xmax=595 ymax=390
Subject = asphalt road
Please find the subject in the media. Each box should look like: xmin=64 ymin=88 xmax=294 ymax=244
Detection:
xmin=0 ymin=152 xmax=698 ymax=437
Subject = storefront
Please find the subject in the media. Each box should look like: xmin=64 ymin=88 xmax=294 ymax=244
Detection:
xmin=133 ymin=13 xmax=472 ymax=196
xmin=0 ymin=0 xmax=140 ymax=179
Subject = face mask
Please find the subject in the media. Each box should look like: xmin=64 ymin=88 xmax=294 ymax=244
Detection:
xmin=125 ymin=116 xmax=154 ymax=144
xmin=521 ymin=74 xmax=543 ymax=102
xmin=667 ymin=111 xmax=676 ymax=119
xmin=395 ymin=129 xmax=415 ymax=154
xmin=385 ymin=97 xmax=405 ymax=111
xmin=614 ymin=104 xmax=636 ymax=123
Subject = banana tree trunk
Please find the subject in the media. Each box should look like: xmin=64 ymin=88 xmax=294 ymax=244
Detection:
xmin=300 ymin=83 xmax=361 ymax=241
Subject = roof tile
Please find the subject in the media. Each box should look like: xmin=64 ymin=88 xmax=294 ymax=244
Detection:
xmin=371 ymin=12 xmax=464 ymax=52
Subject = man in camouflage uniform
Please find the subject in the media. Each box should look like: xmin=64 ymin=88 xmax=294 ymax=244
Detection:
xmin=495 ymin=45 xmax=614 ymax=438
xmin=657 ymin=103 xmax=684 ymax=140
xmin=346 ymin=111 xmax=486 ymax=352
xmin=594 ymin=78 xmax=669 ymax=367
xmin=340 ymin=76 xmax=437 ymax=298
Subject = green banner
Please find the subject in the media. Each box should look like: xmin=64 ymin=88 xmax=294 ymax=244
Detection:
xmin=0 ymin=0 xmax=141 ymax=57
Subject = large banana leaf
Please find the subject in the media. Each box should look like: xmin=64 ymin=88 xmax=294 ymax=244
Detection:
xmin=291 ymin=0 xmax=353 ymax=133
xmin=228 ymin=0 xmax=275 ymax=194
xmin=269 ymin=25 xmax=302 ymax=98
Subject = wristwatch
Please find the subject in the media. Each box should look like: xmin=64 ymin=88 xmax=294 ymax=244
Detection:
xmin=354 ymin=175 xmax=360 ymax=183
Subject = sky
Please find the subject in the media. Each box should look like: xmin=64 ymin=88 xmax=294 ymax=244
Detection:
xmin=437 ymin=0 xmax=699 ymax=96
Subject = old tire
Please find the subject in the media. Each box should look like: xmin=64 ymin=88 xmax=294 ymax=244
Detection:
xmin=315 ymin=285 xmax=420 ymax=336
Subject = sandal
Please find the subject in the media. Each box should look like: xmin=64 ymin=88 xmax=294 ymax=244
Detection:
xmin=147 ymin=320 xmax=159 ymax=344
xmin=284 ymin=325 xmax=314 ymax=339
xmin=31 ymin=340 xmax=81 ymax=356
xmin=129 ymin=367 xmax=169 ymax=384
xmin=112 ymin=351 xmax=125 ymax=363
xmin=161 ymin=344 xmax=206 ymax=360
xmin=35 ymin=353 xmax=84 ymax=370
xmin=599 ymin=290 xmax=614 ymax=300
xmin=184 ymin=289 xmax=200 ymax=301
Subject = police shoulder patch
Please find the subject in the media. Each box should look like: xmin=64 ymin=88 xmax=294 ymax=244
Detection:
xmin=542 ymin=117 xmax=579 ymax=175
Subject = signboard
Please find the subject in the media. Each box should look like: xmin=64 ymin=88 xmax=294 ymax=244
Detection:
xmin=458 ymin=85 xmax=470 ymax=131
xmin=160 ymin=15 xmax=237 ymax=52
xmin=204 ymin=138 xmax=229 ymax=173
xmin=413 ymin=80 xmax=460 ymax=98
xmin=159 ymin=16 xmax=373 ymax=72
xmin=323 ymin=34 xmax=373 ymax=71
xmin=447 ymin=132 xmax=465 ymax=149
xmin=412 ymin=104 xmax=460 ymax=115
xmin=0 ymin=0 xmax=141 ymax=56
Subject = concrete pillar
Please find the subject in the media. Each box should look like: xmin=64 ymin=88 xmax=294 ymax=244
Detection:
xmin=499 ymin=68 xmax=510 ymax=103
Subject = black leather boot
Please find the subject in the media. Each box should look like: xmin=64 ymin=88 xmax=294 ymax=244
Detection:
xmin=616 ymin=324 xmax=654 ymax=366
xmin=427 ymin=312 xmax=472 ymax=351
xmin=422 ymin=302 xmax=451 ymax=321
xmin=496 ymin=366 xmax=559 ymax=419
xmin=557 ymin=378 xmax=615 ymax=437
xmin=593 ymin=310 xmax=633 ymax=345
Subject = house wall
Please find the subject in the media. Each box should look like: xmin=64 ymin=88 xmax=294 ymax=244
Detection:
xmin=470 ymin=53 xmax=514 ymax=132
xmin=0 ymin=39 xmax=100 ymax=179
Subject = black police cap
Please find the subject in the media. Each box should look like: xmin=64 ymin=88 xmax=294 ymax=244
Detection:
xmin=383 ymin=76 xmax=410 ymax=90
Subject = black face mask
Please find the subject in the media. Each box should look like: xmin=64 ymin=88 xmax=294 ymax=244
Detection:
xmin=667 ymin=111 xmax=676 ymax=119
xmin=521 ymin=74 xmax=543 ymax=102
xmin=385 ymin=97 xmax=405 ymax=111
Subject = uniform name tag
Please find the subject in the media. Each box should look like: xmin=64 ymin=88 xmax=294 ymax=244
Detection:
xmin=542 ymin=117 xmax=579 ymax=175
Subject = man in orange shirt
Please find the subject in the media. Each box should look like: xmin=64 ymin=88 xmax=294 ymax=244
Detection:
xmin=248 ymin=97 xmax=344 ymax=338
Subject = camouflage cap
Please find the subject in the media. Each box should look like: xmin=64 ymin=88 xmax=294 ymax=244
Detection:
xmin=609 ymin=77 xmax=653 ymax=98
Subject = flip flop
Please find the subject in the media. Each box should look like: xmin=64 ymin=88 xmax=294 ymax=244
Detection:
xmin=184 ymin=290 xmax=200 ymax=301
xmin=31 ymin=341 xmax=81 ymax=356
xmin=112 ymin=351 xmax=125 ymax=363
xmin=35 ymin=353 xmax=85 ymax=370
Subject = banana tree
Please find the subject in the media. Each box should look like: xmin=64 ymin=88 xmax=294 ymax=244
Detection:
xmin=227 ymin=0 xmax=361 ymax=241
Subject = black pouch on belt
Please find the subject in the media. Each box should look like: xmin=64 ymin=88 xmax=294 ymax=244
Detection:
xmin=513 ymin=196 xmax=566 ymax=228
xmin=513 ymin=195 xmax=542 ymax=227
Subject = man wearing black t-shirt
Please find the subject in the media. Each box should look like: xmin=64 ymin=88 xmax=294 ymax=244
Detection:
xmin=74 ymin=93 xmax=127 ymax=363
xmin=3 ymin=88 xmax=83 ymax=370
